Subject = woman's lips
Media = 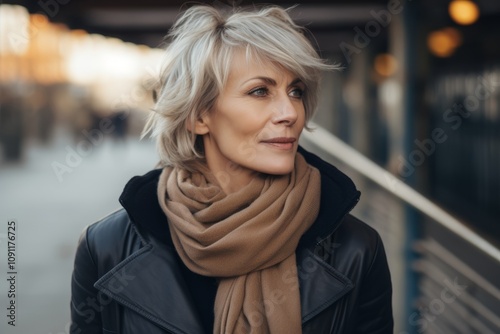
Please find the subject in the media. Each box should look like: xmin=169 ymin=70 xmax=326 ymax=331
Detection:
xmin=261 ymin=137 xmax=296 ymax=150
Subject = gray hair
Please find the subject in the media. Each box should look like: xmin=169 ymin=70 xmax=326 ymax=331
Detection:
xmin=143 ymin=5 xmax=339 ymax=169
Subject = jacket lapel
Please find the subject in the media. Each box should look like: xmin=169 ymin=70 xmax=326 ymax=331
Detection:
xmin=297 ymin=248 xmax=354 ymax=323
xmin=94 ymin=242 xmax=354 ymax=333
xmin=94 ymin=243 xmax=205 ymax=334
xmin=93 ymin=225 xmax=356 ymax=333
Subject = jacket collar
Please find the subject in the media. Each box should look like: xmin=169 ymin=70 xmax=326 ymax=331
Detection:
xmin=296 ymin=146 xmax=360 ymax=248
xmin=100 ymin=147 xmax=359 ymax=333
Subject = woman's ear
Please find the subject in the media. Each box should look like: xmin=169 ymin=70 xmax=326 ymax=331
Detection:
xmin=187 ymin=114 xmax=210 ymax=135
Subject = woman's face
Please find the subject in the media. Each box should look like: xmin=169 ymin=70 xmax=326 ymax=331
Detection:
xmin=194 ymin=51 xmax=306 ymax=192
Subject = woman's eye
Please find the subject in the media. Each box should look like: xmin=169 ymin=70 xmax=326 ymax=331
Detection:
xmin=289 ymin=88 xmax=304 ymax=98
xmin=249 ymin=87 xmax=268 ymax=97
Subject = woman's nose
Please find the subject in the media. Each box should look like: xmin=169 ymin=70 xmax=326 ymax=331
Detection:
xmin=271 ymin=94 xmax=298 ymax=126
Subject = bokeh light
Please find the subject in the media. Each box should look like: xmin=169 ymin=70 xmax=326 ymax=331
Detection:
xmin=374 ymin=53 xmax=398 ymax=77
xmin=449 ymin=0 xmax=480 ymax=25
xmin=427 ymin=27 xmax=463 ymax=57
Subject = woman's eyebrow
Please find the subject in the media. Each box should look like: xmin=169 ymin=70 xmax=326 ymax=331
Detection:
xmin=289 ymin=78 xmax=304 ymax=86
xmin=241 ymin=77 xmax=303 ymax=87
xmin=241 ymin=76 xmax=277 ymax=86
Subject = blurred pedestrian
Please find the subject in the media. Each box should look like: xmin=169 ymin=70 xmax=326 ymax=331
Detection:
xmin=0 ymin=89 xmax=24 ymax=161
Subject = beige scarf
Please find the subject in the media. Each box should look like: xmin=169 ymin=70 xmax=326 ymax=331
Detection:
xmin=157 ymin=153 xmax=321 ymax=334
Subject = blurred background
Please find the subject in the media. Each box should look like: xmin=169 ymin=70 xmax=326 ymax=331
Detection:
xmin=0 ymin=0 xmax=499 ymax=333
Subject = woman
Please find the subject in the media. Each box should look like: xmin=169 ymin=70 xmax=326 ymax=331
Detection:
xmin=70 ymin=5 xmax=393 ymax=334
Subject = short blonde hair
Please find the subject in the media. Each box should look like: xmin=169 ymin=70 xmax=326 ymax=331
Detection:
xmin=144 ymin=5 xmax=339 ymax=169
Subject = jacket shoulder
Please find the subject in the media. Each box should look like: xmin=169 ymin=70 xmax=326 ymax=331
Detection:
xmin=336 ymin=214 xmax=383 ymax=252
xmin=332 ymin=214 xmax=385 ymax=271
xmin=79 ymin=208 xmax=144 ymax=274
xmin=316 ymin=214 xmax=388 ymax=280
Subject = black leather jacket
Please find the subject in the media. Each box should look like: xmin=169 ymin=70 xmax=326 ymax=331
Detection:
xmin=70 ymin=148 xmax=393 ymax=334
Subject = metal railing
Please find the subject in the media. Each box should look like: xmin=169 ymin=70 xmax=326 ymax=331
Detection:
xmin=301 ymin=123 xmax=500 ymax=262
xmin=300 ymin=123 xmax=500 ymax=333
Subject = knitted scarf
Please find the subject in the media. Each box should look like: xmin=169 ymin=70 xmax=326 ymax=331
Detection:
xmin=157 ymin=153 xmax=321 ymax=333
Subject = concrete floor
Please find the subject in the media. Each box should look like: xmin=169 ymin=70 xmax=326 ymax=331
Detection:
xmin=0 ymin=130 xmax=158 ymax=334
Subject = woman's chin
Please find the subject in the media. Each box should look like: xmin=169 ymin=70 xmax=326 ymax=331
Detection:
xmin=256 ymin=160 xmax=296 ymax=176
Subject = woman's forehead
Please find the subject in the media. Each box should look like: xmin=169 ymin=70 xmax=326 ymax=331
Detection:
xmin=225 ymin=50 xmax=299 ymax=86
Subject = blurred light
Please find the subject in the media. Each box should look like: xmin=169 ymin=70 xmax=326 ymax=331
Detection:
xmin=379 ymin=79 xmax=402 ymax=108
xmin=71 ymin=29 xmax=88 ymax=37
xmin=31 ymin=13 xmax=49 ymax=27
xmin=0 ymin=4 xmax=30 ymax=55
xmin=441 ymin=27 xmax=463 ymax=48
xmin=66 ymin=34 xmax=100 ymax=85
xmin=449 ymin=0 xmax=480 ymax=25
xmin=0 ymin=2 xmax=163 ymax=110
xmin=427 ymin=28 xmax=463 ymax=58
xmin=54 ymin=23 xmax=69 ymax=31
xmin=374 ymin=54 xmax=398 ymax=77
